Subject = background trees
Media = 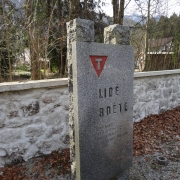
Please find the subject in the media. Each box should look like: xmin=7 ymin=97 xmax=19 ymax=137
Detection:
xmin=0 ymin=0 xmax=109 ymax=82
xmin=129 ymin=0 xmax=180 ymax=71
xmin=0 ymin=0 xmax=180 ymax=82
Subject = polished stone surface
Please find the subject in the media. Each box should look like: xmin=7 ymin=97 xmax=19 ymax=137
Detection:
xmin=72 ymin=41 xmax=134 ymax=180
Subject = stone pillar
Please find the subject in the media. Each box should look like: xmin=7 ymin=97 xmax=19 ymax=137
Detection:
xmin=66 ymin=18 xmax=94 ymax=180
xmin=104 ymin=24 xmax=131 ymax=180
xmin=104 ymin=24 xmax=130 ymax=45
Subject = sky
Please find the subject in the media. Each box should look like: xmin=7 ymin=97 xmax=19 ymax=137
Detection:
xmin=102 ymin=0 xmax=180 ymax=18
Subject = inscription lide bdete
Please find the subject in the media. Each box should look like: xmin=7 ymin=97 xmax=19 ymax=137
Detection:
xmin=97 ymin=83 xmax=129 ymax=147
xmin=98 ymin=85 xmax=128 ymax=117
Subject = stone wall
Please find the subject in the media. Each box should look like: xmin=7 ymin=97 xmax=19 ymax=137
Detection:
xmin=0 ymin=79 xmax=69 ymax=167
xmin=133 ymin=69 xmax=180 ymax=122
xmin=0 ymin=70 xmax=180 ymax=166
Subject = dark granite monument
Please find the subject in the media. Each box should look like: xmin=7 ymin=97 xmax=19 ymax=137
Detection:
xmin=67 ymin=18 xmax=134 ymax=180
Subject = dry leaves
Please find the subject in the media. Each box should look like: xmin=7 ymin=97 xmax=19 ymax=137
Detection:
xmin=0 ymin=148 xmax=70 ymax=180
xmin=134 ymin=106 xmax=180 ymax=156
xmin=1 ymin=106 xmax=180 ymax=179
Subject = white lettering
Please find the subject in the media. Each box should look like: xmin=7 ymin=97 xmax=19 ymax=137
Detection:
xmin=95 ymin=58 xmax=102 ymax=70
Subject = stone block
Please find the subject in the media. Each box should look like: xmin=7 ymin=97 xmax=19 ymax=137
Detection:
xmin=165 ymin=79 xmax=172 ymax=88
xmin=170 ymin=103 xmax=176 ymax=109
xmin=159 ymin=100 xmax=169 ymax=108
xmin=32 ymin=117 xmax=42 ymax=123
xmin=133 ymin=103 xmax=146 ymax=122
xmin=45 ymin=125 xmax=64 ymax=138
xmin=0 ymin=129 xmax=22 ymax=143
xmin=159 ymin=107 xmax=168 ymax=113
xmin=134 ymin=86 xmax=144 ymax=96
xmin=25 ymin=125 xmax=45 ymax=143
xmin=104 ymin=25 xmax=130 ymax=45
xmin=46 ymin=111 xmax=65 ymax=126
xmin=5 ymin=117 xmax=32 ymax=128
xmin=37 ymin=140 xmax=52 ymax=153
xmin=177 ymin=92 xmax=180 ymax=98
xmin=163 ymin=89 xmax=172 ymax=98
xmin=61 ymin=95 xmax=69 ymax=110
xmin=6 ymin=103 xmax=19 ymax=119
xmin=72 ymin=41 xmax=133 ymax=180
xmin=6 ymin=141 xmax=29 ymax=157
xmin=172 ymin=86 xmax=179 ymax=93
xmin=139 ymin=92 xmax=152 ymax=102
xmin=146 ymin=81 xmax=157 ymax=91
xmin=43 ymin=94 xmax=58 ymax=104
xmin=0 ymin=149 xmax=6 ymax=157
xmin=133 ymin=79 xmax=143 ymax=86
xmin=171 ymin=94 xmax=178 ymax=102
xmin=61 ymin=134 xmax=70 ymax=145
xmin=23 ymin=145 xmax=38 ymax=161
xmin=145 ymin=103 xmax=159 ymax=116
xmin=153 ymin=90 xmax=162 ymax=100
xmin=53 ymin=103 xmax=62 ymax=108
xmin=66 ymin=18 xmax=94 ymax=70
xmin=0 ymin=157 xmax=5 ymax=167
xmin=21 ymin=101 xmax=39 ymax=117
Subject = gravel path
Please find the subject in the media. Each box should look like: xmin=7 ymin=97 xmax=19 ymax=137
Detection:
xmin=130 ymin=141 xmax=180 ymax=180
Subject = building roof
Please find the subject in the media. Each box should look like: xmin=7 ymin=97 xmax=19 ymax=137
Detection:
xmin=148 ymin=37 xmax=173 ymax=48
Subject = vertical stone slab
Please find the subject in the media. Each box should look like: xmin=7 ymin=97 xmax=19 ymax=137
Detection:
xmin=104 ymin=24 xmax=132 ymax=180
xmin=104 ymin=24 xmax=130 ymax=45
xmin=72 ymin=41 xmax=133 ymax=180
xmin=66 ymin=18 xmax=94 ymax=179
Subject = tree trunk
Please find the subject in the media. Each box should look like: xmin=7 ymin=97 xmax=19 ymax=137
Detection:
xmin=58 ymin=0 xmax=63 ymax=77
xmin=112 ymin=0 xmax=118 ymax=23
xmin=2 ymin=0 xmax=12 ymax=82
xmin=144 ymin=0 xmax=151 ymax=71
xmin=112 ymin=0 xmax=125 ymax=25
xmin=84 ymin=0 xmax=88 ymax=19
xmin=119 ymin=0 xmax=125 ymax=25
xmin=47 ymin=0 xmax=51 ymax=18
xmin=69 ymin=0 xmax=80 ymax=20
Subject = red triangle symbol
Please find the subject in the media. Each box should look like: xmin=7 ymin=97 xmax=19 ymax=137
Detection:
xmin=89 ymin=56 xmax=108 ymax=77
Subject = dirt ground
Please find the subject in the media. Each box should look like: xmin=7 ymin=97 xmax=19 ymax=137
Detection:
xmin=0 ymin=106 xmax=180 ymax=180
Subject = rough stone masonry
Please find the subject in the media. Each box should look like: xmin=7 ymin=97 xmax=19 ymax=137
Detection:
xmin=67 ymin=18 xmax=134 ymax=180
xmin=0 ymin=81 xmax=69 ymax=167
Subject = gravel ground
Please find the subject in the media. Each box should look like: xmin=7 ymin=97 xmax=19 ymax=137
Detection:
xmin=0 ymin=106 xmax=180 ymax=180
xmin=1 ymin=146 xmax=179 ymax=180
xmin=130 ymin=141 xmax=180 ymax=180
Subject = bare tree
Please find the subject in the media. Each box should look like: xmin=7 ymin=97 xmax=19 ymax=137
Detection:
xmin=69 ymin=0 xmax=80 ymax=20
xmin=112 ymin=0 xmax=125 ymax=25
xmin=2 ymin=0 xmax=12 ymax=81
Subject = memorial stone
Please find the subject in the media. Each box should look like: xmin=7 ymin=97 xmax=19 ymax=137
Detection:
xmin=67 ymin=19 xmax=134 ymax=180
xmin=66 ymin=18 xmax=94 ymax=179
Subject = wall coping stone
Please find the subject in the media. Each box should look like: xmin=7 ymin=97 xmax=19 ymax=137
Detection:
xmin=0 ymin=78 xmax=68 ymax=92
xmin=0 ymin=69 xmax=180 ymax=93
xmin=134 ymin=69 xmax=180 ymax=78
